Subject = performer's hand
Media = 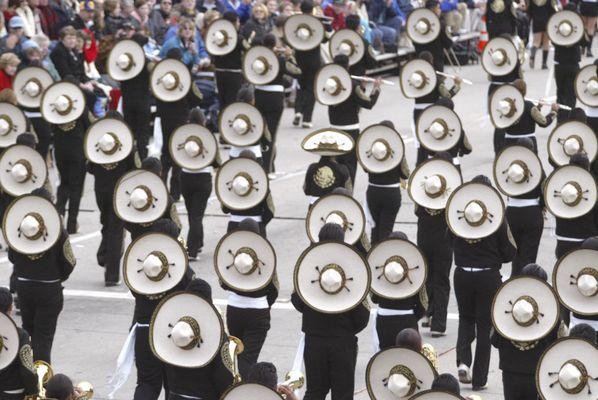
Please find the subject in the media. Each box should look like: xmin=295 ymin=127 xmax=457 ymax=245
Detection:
xmin=454 ymin=76 xmax=462 ymax=85
xmin=550 ymin=103 xmax=559 ymax=113
xmin=278 ymin=385 xmax=299 ymax=400
xmin=374 ymin=77 xmax=383 ymax=89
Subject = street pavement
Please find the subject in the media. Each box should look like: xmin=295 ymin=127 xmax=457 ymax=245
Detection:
xmin=0 ymin=49 xmax=595 ymax=399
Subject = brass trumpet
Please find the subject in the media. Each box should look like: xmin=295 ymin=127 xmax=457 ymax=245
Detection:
xmin=34 ymin=360 xmax=53 ymax=399
xmin=75 ymin=381 xmax=94 ymax=399
xmin=228 ymin=336 xmax=244 ymax=384
xmin=279 ymin=371 xmax=305 ymax=399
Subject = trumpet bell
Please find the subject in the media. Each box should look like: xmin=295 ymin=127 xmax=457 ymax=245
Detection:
xmin=34 ymin=360 xmax=53 ymax=385
xmin=283 ymin=371 xmax=305 ymax=391
xmin=228 ymin=335 xmax=245 ymax=355
xmin=76 ymin=381 xmax=94 ymax=399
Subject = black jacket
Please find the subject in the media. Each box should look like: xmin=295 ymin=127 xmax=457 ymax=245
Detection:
xmin=0 ymin=327 xmax=37 ymax=396
xmin=304 ymin=157 xmax=352 ymax=197
xmin=451 ymin=220 xmax=516 ymax=269
xmin=414 ymin=23 xmax=453 ymax=72
xmin=50 ymin=41 xmax=89 ymax=83
xmin=328 ymin=81 xmax=380 ymax=126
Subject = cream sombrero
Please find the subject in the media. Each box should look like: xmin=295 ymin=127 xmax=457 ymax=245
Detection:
xmin=329 ymin=29 xmax=365 ymax=66
xmin=13 ymin=66 xmax=53 ymax=108
xmin=306 ymin=193 xmax=365 ymax=245
xmin=107 ymin=39 xmax=146 ymax=81
xmin=242 ymin=46 xmax=280 ymax=86
xmin=368 ymin=238 xmax=427 ymax=300
xmin=536 ymin=338 xmax=598 ymax=400
xmin=406 ymin=8 xmax=441 ymax=44
xmin=215 ymin=158 xmax=268 ymax=211
xmin=0 ymin=144 xmax=47 ymax=197
xmin=84 ymin=117 xmax=134 ymax=165
xmin=283 ymin=14 xmax=325 ymax=51
xmin=366 ymin=347 xmax=438 ymax=400
xmin=218 ymin=102 xmax=265 ymax=147
xmin=408 ymin=158 xmax=462 ymax=210
xmin=492 ymin=276 xmax=560 ymax=342
xmin=150 ymin=59 xmax=192 ymax=102
xmin=0 ymin=312 xmax=19 ymax=371
xmin=548 ymin=121 xmax=597 ymax=167
xmin=294 ymin=241 xmax=370 ymax=313
xmin=113 ymin=169 xmax=169 ymax=224
xmin=481 ymin=37 xmax=518 ymax=76
xmin=123 ymin=232 xmax=188 ymax=295
xmin=544 ymin=165 xmax=597 ymax=219
xmin=221 ymin=383 xmax=283 ymax=400
xmin=400 ymin=58 xmax=437 ymax=99
xmin=547 ymin=10 xmax=584 ymax=47
xmin=214 ymin=230 xmax=276 ymax=293
xmin=150 ymin=292 xmax=224 ymax=368
xmin=552 ymin=248 xmax=598 ymax=316
xmin=574 ymin=64 xmax=598 ymax=108
xmin=0 ymin=103 xmax=27 ymax=148
xmin=489 ymin=84 xmax=525 ymax=129
xmin=40 ymin=81 xmax=85 ymax=124
xmin=445 ymin=182 xmax=505 ymax=240
xmin=169 ymin=123 xmax=218 ymax=171
xmin=357 ymin=124 xmax=405 ymax=174
xmin=416 ymin=105 xmax=462 ymax=152
xmin=2 ymin=194 xmax=61 ymax=255
xmin=315 ymin=63 xmax=352 ymax=106
xmin=411 ymin=391 xmax=464 ymax=400
xmin=493 ymin=145 xmax=543 ymax=197
xmin=205 ymin=18 xmax=239 ymax=56
xmin=301 ymin=128 xmax=354 ymax=157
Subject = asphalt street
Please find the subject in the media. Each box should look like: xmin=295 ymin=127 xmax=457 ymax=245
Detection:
xmin=1 ymin=48 xmax=595 ymax=399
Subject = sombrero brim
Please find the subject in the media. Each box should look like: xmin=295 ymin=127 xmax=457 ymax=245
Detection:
xmin=283 ymin=14 xmax=325 ymax=51
xmin=169 ymin=123 xmax=218 ymax=171
xmin=84 ymin=117 xmax=134 ymax=165
xmin=314 ymin=64 xmax=352 ymax=106
xmin=408 ymin=158 xmax=462 ymax=210
xmin=544 ymin=165 xmax=597 ymax=219
xmin=492 ymin=276 xmax=560 ymax=342
xmin=400 ymin=59 xmax=437 ymax=99
xmin=481 ymin=37 xmax=518 ymax=76
xmin=2 ymin=195 xmax=61 ymax=255
xmin=488 ymin=84 xmax=525 ymax=129
xmin=416 ymin=105 xmax=462 ymax=152
xmin=205 ymin=18 xmax=239 ymax=56
xmin=40 ymin=82 xmax=85 ymax=124
xmin=107 ymin=39 xmax=146 ymax=81
xmin=221 ymin=383 xmax=283 ymax=400
xmin=411 ymin=390 xmax=464 ymax=400
xmin=552 ymin=248 xmax=598 ymax=315
xmin=357 ymin=124 xmax=405 ymax=174
xmin=294 ymin=241 xmax=370 ymax=314
xmin=218 ymin=102 xmax=265 ymax=147
xmin=306 ymin=193 xmax=365 ymax=245
xmin=368 ymin=238 xmax=427 ymax=299
xmin=242 ymin=46 xmax=280 ymax=85
xmin=13 ymin=66 xmax=53 ymax=108
xmin=0 ymin=144 xmax=47 ymax=197
xmin=547 ymin=11 xmax=584 ymax=47
xmin=114 ymin=169 xmax=169 ymax=224
xmin=548 ymin=120 xmax=597 ymax=167
xmin=123 ymin=232 xmax=188 ymax=295
xmin=0 ymin=102 xmax=27 ymax=148
xmin=493 ymin=145 xmax=543 ymax=196
xmin=446 ymin=182 xmax=505 ymax=240
xmin=150 ymin=292 xmax=224 ymax=368
xmin=214 ymin=230 xmax=276 ymax=292
xmin=366 ymin=347 xmax=438 ymax=400
xmin=301 ymin=128 xmax=355 ymax=156
xmin=329 ymin=29 xmax=365 ymax=66
xmin=574 ymin=64 xmax=598 ymax=107
xmin=406 ymin=8 xmax=441 ymax=44
xmin=215 ymin=158 xmax=268 ymax=211
xmin=150 ymin=59 xmax=192 ymax=102
xmin=0 ymin=312 xmax=19 ymax=371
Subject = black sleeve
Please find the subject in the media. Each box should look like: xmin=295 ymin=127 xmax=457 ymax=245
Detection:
xmin=291 ymin=291 xmax=305 ymax=313
xmin=57 ymin=230 xmax=76 ymax=281
xmin=354 ymin=85 xmax=380 ymax=109
xmin=498 ymin=221 xmax=517 ymax=263
xmin=18 ymin=332 xmax=38 ymax=396
xmin=350 ymin=303 xmax=370 ymax=334
xmin=50 ymin=47 xmax=78 ymax=82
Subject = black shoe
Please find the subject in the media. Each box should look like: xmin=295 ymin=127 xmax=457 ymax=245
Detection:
xmin=588 ymin=49 xmax=594 ymax=58
xmin=105 ymin=280 xmax=122 ymax=287
xmin=292 ymin=113 xmax=302 ymax=126
xmin=541 ymin=64 xmax=548 ymax=70
xmin=472 ymin=384 xmax=488 ymax=391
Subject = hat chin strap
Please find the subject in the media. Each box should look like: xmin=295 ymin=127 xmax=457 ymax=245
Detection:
xmin=213 ymin=30 xmax=229 ymax=46
xmin=369 ymin=140 xmax=391 ymax=161
xmin=462 ymin=200 xmax=488 ymax=226
xmin=385 ymin=365 xmax=418 ymax=398
xmin=169 ymin=316 xmax=202 ymax=350
xmin=10 ymin=159 xmax=33 ymax=183
xmin=231 ymin=247 xmax=260 ymax=275
xmin=509 ymin=296 xmax=540 ymax=326
xmin=408 ymin=71 xmax=426 ymax=89
xmin=427 ymin=119 xmax=449 ymax=140
xmin=423 ymin=174 xmax=446 ymax=198
xmin=415 ymin=18 xmax=431 ymax=35
xmin=506 ymin=161 xmax=529 ymax=184
xmin=232 ymin=115 xmax=251 ymax=135
xmin=129 ymin=186 xmax=153 ymax=211
xmin=116 ymin=53 xmax=134 ymax=71
xmin=575 ymin=268 xmax=598 ymax=297
xmin=24 ymin=79 xmax=41 ymax=97
xmin=561 ymin=135 xmax=583 ymax=156
xmin=141 ymin=251 xmax=170 ymax=281
xmin=314 ymin=264 xmax=350 ymax=295
xmin=53 ymin=95 xmax=73 ymax=115
xmin=559 ymin=182 xmax=583 ymax=206
xmin=19 ymin=213 xmax=45 ymax=240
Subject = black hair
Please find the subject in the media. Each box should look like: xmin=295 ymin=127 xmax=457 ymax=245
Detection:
xmin=246 ymin=362 xmax=278 ymax=390
xmin=388 ymin=231 xmax=408 ymax=241
xmin=395 ymin=328 xmax=422 ymax=351
xmin=262 ymin=33 xmax=277 ymax=49
xmin=45 ymin=374 xmax=75 ymax=400
xmin=318 ymin=222 xmax=345 ymax=242
xmin=149 ymin=218 xmax=181 ymax=238
xmin=237 ymin=85 xmax=255 ymax=103
xmin=431 ymin=373 xmax=460 ymax=395
xmin=436 ymin=97 xmax=454 ymax=110
xmin=15 ymin=133 xmax=36 ymax=149
xmin=471 ymin=174 xmax=491 ymax=186
xmin=0 ymin=287 xmax=12 ymax=313
xmin=581 ymin=236 xmax=598 ymax=251
xmin=186 ymin=278 xmax=213 ymax=302
xmin=333 ymin=54 xmax=349 ymax=69
xmin=425 ymin=0 xmax=439 ymax=8
xmin=419 ymin=50 xmax=433 ymax=64
xmin=379 ymin=120 xmax=395 ymax=129
xmin=166 ymin=47 xmax=183 ymax=61
xmin=239 ymin=218 xmax=260 ymax=234
xmin=141 ymin=157 xmax=162 ymax=175
xmin=300 ymin=0 xmax=314 ymax=13
xmin=345 ymin=14 xmax=360 ymax=30
xmin=239 ymin=149 xmax=257 ymax=160
xmin=132 ymin=32 xmax=149 ymax=46
xmin=569 ymin=323 xmax=597 ymax=344
xmin=571 ymin=107 xmax=587 ymax=123
xmin=521 ymin=263 xmax=548 ymax=281
xmin=569 ymin=153 xmax=590 ymax=170
xmin=188 ymin=107 xmax=206 ymax=125
xmin=331 ymin=187 xmax=351 ymax=196
xmin=223 ymin=10 xmax=239 ymax=23
xmin=105 ymin=110 xmax=124 ymax=120
xmin=514 ymin=137 xmax=534 ymax=151
xmin=32 ymin=187 xmax=52 ymax=202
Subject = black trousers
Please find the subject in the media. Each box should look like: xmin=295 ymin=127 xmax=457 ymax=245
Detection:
xmin=160 ymin=116 xmax=184 ymax=200
xmin=303 ymin=335 xmax=357 ymax=400
xmin=506 ymin=205 xmax=543 ymax=277
xmin=54 ymin=148 xmax=85 ymax=225
xmin=336 ymin=129 xmax=360 ymax=185
xmin=216 ymin=71 xmax=244 ymax=108
xmin=16 ymin=281 xmax=63 ymax=363
xmin=418 ymin=224 xmax=453 ymax=333
xmin=294 ymin=69 xmax=317 ymax=123
xmin=123 ymin=98 xmax=151 ymax=160
xmin=454 ymin=268 xmax=502 ymax=387
xmin=255 ymin=90 xmax=284 ymax=174
xmin=180 ymin=172 xmax=212 ymax=257
xmin=376 ymin=314 xmax=419 ymax=350
xmin=227 ymin=220 xmax=266 ymax=237
xmin=554 ymin=64 xmax=579 ymax=122
xmin=502 ymin=371 xmax=538 ymax=400
xmin=226 ymin=306 xmax=271 ymax=378
xmin=366 ymin=185 xmax=401 ymax=245
xmin=134 ymin=325 xmax=168 ymax=400
xmin=30 ymin=117 xmax=52 ymax=159
xmin=95 ymin=188 xmax=124 ymax=283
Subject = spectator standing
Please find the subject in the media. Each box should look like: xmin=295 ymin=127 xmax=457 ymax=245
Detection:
xmin=148 ymin=0 xmax=171 ymax=44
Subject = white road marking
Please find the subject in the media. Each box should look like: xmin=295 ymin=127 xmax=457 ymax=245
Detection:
xmin=62 ymin=289 xmax=460 ymax=320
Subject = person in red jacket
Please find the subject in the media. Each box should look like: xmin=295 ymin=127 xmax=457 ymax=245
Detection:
xmin=0 ymin=52 xmax=20 ymax=91
xmin=324 ymin=0 xmax=346 ymax=30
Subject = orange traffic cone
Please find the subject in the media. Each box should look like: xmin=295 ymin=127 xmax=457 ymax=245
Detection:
xmin=478 ymin=15 xmax=488 ymax=53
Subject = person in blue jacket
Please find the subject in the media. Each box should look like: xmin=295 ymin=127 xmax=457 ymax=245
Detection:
xmin=160 ymin=17 xmax=210 ymax=67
